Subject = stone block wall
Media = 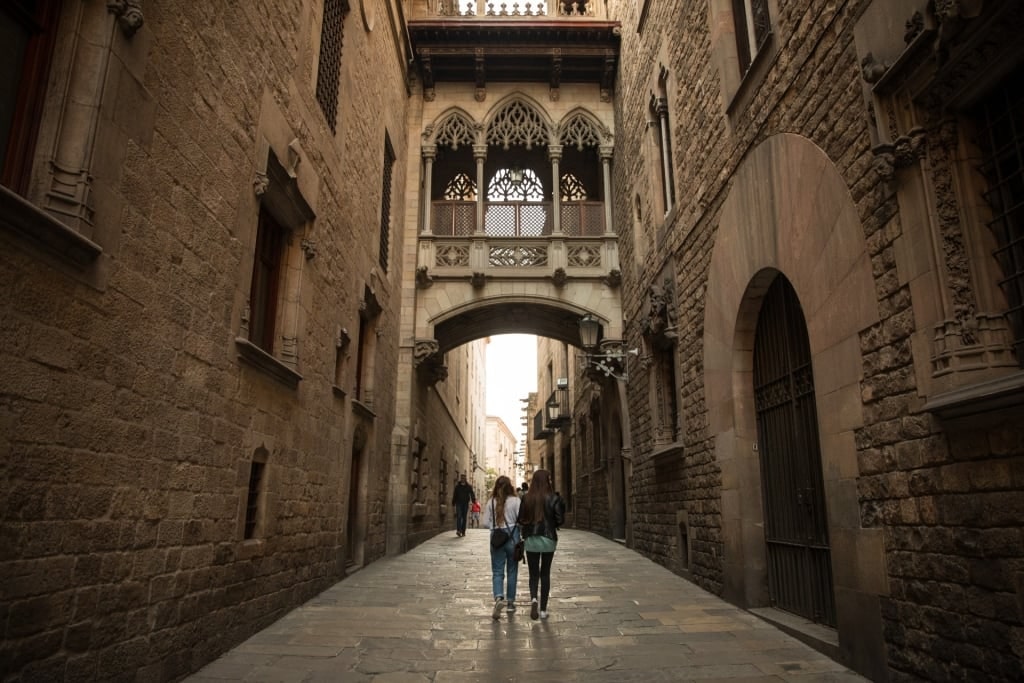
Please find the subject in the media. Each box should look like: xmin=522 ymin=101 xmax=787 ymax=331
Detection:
xmin=0 ymin=1 xmax=410 ymax=680
xmin=605 ymin=0 xmax=1023 ymax=680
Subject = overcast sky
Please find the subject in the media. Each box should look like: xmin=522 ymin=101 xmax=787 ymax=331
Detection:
xmin=485 ymin=334 xmax=537 ymax=443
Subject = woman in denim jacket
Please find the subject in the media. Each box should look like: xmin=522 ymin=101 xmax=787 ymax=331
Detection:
xmin=517 ymin=469 xmax=566 ymax=620
xmin=482 ymin=475 xmax=521 ymax=620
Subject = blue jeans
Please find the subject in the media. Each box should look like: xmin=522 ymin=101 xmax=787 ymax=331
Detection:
xmin=491 ymin=528 xmax=519 ymax=603
xmin=455 ymin=503 xmax=469 ymax=533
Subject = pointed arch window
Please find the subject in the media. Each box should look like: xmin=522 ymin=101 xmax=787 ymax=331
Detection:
xmin=443 ymin=172 xmax=477 ymax=201
xmin=560 ymin=173 xmax=588 ymax=201
xmin=487 ymin=167 xmax=544 ymax=201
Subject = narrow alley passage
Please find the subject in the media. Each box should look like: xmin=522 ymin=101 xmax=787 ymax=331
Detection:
xmin=185 ymin=530 xmax=867 ymax=682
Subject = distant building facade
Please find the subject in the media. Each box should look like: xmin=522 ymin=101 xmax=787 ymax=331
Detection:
xmin=484 ymin=416 xmax=517 ymax=482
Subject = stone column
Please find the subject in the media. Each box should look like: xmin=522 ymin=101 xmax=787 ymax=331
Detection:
xmin=653 ymin=96 xmax=674 ymax=214
xmin=600 ymin=144 xmax=614 ymax=235
xmin=474 ymin=144 xmax=487 ymax=234
xmin=43 ymin=3 xmax=119 ymax=236
xmin=421 ymin=145 xmax=436 ymax=235
xmin=549 ymin=144 xmax=562 ymax=235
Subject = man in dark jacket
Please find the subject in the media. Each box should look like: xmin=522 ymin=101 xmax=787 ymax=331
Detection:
xmin=451 ymin=473 xmax=476 ymax=537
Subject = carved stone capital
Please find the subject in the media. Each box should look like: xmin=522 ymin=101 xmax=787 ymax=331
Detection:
xmin=413 ymin=339 xmax=440 ymax=365
xmin=551 ymin=267 xmax=568 ymax=288
xmin=893 ymin=127 xmax=926 ymax=167
xmin=254 ymin=171 xmax=269 ymax=196
xmin=107 ymin=0 xmax=144 ymax=37
xmin=602 ymin=269 xmax=622 ymax=288
xmin=300 ymin=238 xmax=317 ymax=260
xmin=872 ymin=144 xmax=896 ymax=183
xmin=860 ymin=52 xmax=889 ymax=84
xmin=931 ymin=313 xmax=1018 ymax=378
xmin=416 ymin=265 xmax=434 ymax=289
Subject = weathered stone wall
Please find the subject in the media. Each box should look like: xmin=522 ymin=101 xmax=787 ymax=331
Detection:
xmin=608 ymin=0 xmax=1023 ymax=681
xmin=0 ymin=1 xmax=411 ymax=680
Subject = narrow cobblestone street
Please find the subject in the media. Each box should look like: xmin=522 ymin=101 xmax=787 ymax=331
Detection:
xmin=185 ymin=530 xmax=867 ymax=682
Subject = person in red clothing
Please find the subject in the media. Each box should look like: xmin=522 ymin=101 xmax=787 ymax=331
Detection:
xmin=470 ymin=499 xmax=482 ymax=528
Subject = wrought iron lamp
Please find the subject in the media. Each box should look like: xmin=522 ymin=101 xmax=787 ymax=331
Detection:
xmin=546 ymin=396 xmax=561 ymax=423
xmin=509 ymin=164 xmax=525 ymax=186
xmin=578 ymin=314 xmax=638 ymax=381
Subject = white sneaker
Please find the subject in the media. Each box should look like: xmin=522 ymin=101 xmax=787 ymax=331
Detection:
xmin=539 ymin=610 xmax=549 ymax=619
xmin=506 ymin=601 xmax=516 ymax=613
xmin=492 ymin=597 xmax=505 ymax=620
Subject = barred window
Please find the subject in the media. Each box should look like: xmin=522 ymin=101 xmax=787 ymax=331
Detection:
xmin=733 ymin=0 xmax=770 ymax=76
xmin=976 ymin=70 xmax=1024 ymax=364
xmin=316 ymin=0 xmax=349 ymax=133
xmin=244 ymin=452 xmax=268 ymax=540
xmin=379 ymin=134 xmax=395 ymax=271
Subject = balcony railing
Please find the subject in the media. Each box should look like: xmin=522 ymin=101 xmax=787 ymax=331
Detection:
xmin=430 ymin=201 xmax=605 ymax=237
xmin=433 ymin=1 xmax=602 ymax=19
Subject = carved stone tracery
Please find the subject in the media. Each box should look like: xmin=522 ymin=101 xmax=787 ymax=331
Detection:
xmin=872 ymin=0 xmax=1020 ymax=380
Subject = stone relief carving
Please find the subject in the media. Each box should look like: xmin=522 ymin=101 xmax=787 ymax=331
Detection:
xmin=641 ymin=277 xmax=678 ymax=350
xmin=904 ymin=10 xmax=925 ymax=44
xmin=301 ymin=238 xmax=317 ymax=260
xmin=416 ymin=266 xmax=434 ymax=289
xmin=413 ymin=339 xmax=440 ymax=365
xmin=107 ymin=0 xmax=144 ymax=38
xmin=860 ymin=52 xmax=889 ymax=84
xmin=253 ymin=171 xmax=269 ymax=196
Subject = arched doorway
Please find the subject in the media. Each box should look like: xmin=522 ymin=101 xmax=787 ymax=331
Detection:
xmin=753 ymin=275 xmax=835 ymax=626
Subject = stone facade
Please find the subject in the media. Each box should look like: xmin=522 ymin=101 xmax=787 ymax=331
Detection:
xmin=0 ymin=0 xmax=482 ymax=680
xmin=572 ymin=0 xmax=1024 ymax=681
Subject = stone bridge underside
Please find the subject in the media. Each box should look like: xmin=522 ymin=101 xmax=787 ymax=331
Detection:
xmin=414 ymin=282 xmax=623 ymax=359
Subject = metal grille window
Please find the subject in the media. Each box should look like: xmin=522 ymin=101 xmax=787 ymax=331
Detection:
xmin=379 ymin=134 xmax=395 ymax=271
xmin=733 ymin=0 xmax=770 ymax=76
xmin=244 ymin=459 xmax=266 ymax=539
xmin=977 ymin=70 xmax=1024 ymax=365
xmin=316 ymin=0 xmax=348 ymax=133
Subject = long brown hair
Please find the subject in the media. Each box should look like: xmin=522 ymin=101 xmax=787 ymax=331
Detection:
xmin=490 ymin=475 xmax=515 ymax=524
xmin=520 ymin=469 xmax=553 ymax=524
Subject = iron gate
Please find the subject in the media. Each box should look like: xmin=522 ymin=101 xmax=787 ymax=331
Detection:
xmin=753 ymin=276 xmax=836 ymax=626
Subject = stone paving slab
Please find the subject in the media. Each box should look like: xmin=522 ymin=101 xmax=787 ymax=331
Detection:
xmin=184 ymin=529 xmax=868 ymax=682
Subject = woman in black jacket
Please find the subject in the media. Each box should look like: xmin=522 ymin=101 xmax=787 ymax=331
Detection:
xmin=517 ymin=469 xmax=565 ymax=620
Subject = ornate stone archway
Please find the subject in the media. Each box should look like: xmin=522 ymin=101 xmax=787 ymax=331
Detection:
xmin=704 ymin=133 xmax=887 ymax=670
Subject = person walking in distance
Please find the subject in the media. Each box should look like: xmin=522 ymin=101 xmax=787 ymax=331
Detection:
xmin=482 ymin=475 xmax=521 ymax=620
xmin=451 ymin=473 xmax=476 ymax=537
xmin=470 ymin=499 xmax=481 ymax=528
xmin=517 ymin=469 xmax=565 ymax=620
